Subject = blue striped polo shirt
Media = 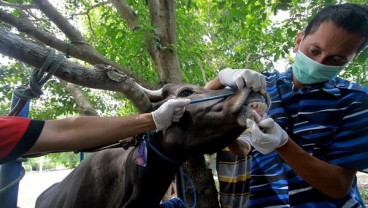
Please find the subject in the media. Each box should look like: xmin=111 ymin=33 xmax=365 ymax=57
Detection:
xmin=248 ymin=68 xmax=368 ymax=208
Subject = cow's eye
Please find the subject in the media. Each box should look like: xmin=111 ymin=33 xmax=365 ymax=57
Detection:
xmin=178 ymin=89 xmax=193 ymax=97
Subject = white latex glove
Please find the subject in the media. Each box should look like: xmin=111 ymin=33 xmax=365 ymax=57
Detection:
xmin=218 ymin=68 xmax=267 ymax=94
xmin=152 ymin=98 xmax=191 ymax=131
xmin=246 ymin=118 xmax=289 ymax=154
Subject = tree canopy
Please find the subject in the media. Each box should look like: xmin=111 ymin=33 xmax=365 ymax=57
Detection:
xmin=1 ymin=0 xmax=367 ymax=116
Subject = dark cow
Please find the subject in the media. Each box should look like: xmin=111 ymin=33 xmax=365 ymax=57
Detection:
xmin=35 ymin=84 xmax=269 ymax=208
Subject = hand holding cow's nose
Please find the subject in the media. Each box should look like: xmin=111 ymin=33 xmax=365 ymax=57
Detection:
xmin=152 ymin=98 xmax=191 ymax=131
xmin=246 ymin=118 xmax=289 ymax=154
xmin=218 ymin=68 xmax=267 ymax=95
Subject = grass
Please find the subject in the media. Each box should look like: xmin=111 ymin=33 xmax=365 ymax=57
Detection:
xmin=360 ymin=188 xmax=368 ymax=206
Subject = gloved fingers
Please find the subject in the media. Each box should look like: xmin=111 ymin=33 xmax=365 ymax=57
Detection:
xmin=256 ymin=137 xmax=273 ymax=145
xmin=172 ymin=116 xmax=181 ymax=122
xmin=172 ymin=110 xmax=184 ymax=118
xmin=246 ymin=118 xmax=263 ymax=135
xmin=249 ymin=72 xmax=266 ymax=92
xmin=174 ymin=106 xmax=186 ymax=113
xmin=243 ymin=73 xmax=258 ymax=91
xmin=260 ymin=76 xmax=267 ymax=93
xmin=243 ymin=71 xmax=253 ymax=86
xmin=172 ymin=111 xmax=185 ymax=120
xmin=255 ymin=74 xmax=266 ymax=93
xmin=166 ymin=98 xmax=191 ymax=108
xmin=258 ymin=117 xmax=275 ymax=129
xmin=172 ymin=106 xmax=186 ymax=122
xmin=246 ymin=118 xmax=257 ymax=129
xmin=152 ymin=98 xmax=190 ymax=131
xmin=218 ymin=68 xmax=267 ymax=94
xmin=261 ymin=88 xmax=268 ymax=97
xmin=218 ymin=68 xmax=236 ymax=86
xmin=235 ymin=76 xmax=245 ymax=89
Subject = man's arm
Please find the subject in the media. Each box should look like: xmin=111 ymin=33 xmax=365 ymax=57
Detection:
xmin=227 ymin=131 xmax=252 ymax=158
xmin=205 ymin=77 xmax=224 ymax=90
xmin=277 ymin=139 xmax=356 ymax=199
xmin=28 ymin=98 xmax=191 ymax=154
xmin=247 ymin=118 xmax=356 ymax=199
xmin=28 ymin=114 xmax=155 ymax=153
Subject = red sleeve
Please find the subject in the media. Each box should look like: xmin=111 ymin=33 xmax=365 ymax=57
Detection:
xmin=0 ymin=116 xmax=44 ymax=164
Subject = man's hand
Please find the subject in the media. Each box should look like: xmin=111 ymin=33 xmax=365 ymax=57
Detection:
xmin=218 ymin=68 xmax=267 ymax=94
xmin=227 ymin=137 xmax=252 ymax=158
xmin=246 ymin=118 xmax=289 ymax=154
xmin=152 ymin=98 xmax=191 ymax=131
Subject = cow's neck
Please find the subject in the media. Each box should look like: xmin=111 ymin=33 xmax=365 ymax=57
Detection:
xmin=145 ymin=131 xmax=186 ymax=164
xmin=125 ymin=132 xmax=184 ymax=206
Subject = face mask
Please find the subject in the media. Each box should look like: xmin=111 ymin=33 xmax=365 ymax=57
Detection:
xmin=292 ymin=50 xmax=345 ymax=84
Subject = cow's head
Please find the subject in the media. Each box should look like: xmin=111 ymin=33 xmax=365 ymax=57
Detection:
xmin=141 ymin=84 xmax=269 ymax=161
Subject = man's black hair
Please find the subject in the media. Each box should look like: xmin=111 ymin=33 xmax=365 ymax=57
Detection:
xmin=304 ymin=3 xmax=368 ymax=51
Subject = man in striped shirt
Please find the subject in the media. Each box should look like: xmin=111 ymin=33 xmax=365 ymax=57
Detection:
xmin=208 ymin=3 xmax=368 ymax=207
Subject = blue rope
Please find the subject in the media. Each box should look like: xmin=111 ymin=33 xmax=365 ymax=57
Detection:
xmin=160 ymin=198 xmax=187 ymax=208
xmin=181 ymin=171 xmax=197 ymax=208
xmin=189 ymin=92 xmax=235 ymax=104
xmin=146 ymin=140 xmax=180 ymax=164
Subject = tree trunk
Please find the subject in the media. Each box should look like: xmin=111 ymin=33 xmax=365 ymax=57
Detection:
xmin=182 ymin=156 xmax=220 ymax=208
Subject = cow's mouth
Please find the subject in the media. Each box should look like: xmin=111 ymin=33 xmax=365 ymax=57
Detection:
xmin=233 ymin=88 xmax=269 ymax=127
xmin=247 ymin=101 xmax=268 ymax=121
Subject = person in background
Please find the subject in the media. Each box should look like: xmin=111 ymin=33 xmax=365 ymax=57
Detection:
xmin=215 ymin=129 xmax=252 ymax=208
xmin=0 ymin=98 xmax=190 ymax=164
xmin=208 ymin=3 xmax=368 ymax=207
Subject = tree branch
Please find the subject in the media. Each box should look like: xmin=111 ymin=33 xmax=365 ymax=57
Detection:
xmin=0 ymin=9 xmax=65 ymax=49
xmin=33 ymin=0 xmax=85 ymax=43
xmin=196 ymin=57 xmax=207 ymax=84
xmin=0 ymin=9 xmax=155 ymax=89
xmin=0 ymin=28 xmax=152 ymax=113
xmin=59 ymin=79 xmax=100 ymax=116
xmin=110 ymin=0 xmax=140 ymax=31
xmin=69 ymin=1 xmax=110 ymax=39
xmin=70 ymin=1 xmax=110 ymax=18
xmin=0 ymin=0 xmax=37 ymax=10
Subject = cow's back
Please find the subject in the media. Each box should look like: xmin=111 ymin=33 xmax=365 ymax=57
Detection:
xmin=35 ymin=148 xmax=136 ymax=208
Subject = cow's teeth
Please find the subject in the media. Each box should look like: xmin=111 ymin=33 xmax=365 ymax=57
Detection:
xmin=248 ymin=102 xmax=267 ymax=115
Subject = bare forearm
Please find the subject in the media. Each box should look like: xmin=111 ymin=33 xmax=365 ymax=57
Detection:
xmin=277 ymin=139 xmax=356 ymax=199
xmin=28 ymin=113 xmax=156 ymax=153
xmin=227 ymin=137 xmax=251 ymax=158
xmin=205 ymin=77 xmax=224 ymax=90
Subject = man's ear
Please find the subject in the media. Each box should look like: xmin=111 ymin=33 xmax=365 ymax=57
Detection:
xmin=293 ymin=32 xmax=304 ymax=53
